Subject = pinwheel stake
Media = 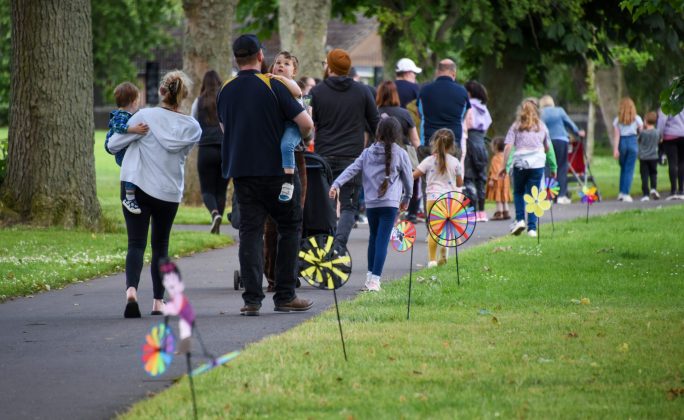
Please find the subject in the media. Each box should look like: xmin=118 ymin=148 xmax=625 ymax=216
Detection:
xmin=524 ymin=185 xmax=551 ymax=245
xmin=390 ymin=220 xmax=417 ymax=320
xmin=427 ymin=191 xmax=477 ymax=286
xmin=298 ymin=235 xmax=353 ymax=361
xmin=579 ymin=186 xmax=598 ymax=223
xmin=141 ymin=260 xmax=240 ymax=420
xmin=543 ymin=177 xmax=559 ymax=233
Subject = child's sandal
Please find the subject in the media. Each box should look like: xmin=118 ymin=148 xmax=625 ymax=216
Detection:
xmin=491 ymin=211 xmax=503 ymax=220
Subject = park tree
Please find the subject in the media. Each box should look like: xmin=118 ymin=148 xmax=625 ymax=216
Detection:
xmin=1 ymin=0 xmax=100 ymax=227
xmin=279 ymin=0 xmax=332 ymax=79
xmin=181 ymin=0 xmax=237 ymax=205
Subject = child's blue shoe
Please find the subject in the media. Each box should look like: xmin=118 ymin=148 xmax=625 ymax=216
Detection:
xmin=278 ymin=182 xmax=294 ymax=202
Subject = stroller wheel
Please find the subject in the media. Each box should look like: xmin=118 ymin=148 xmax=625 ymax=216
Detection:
xmin=233 ymin=270 xmax=241 ymax=290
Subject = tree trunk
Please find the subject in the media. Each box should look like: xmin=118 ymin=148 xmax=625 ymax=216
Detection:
xmin=594 ymin=61 xmax=624 ymax=148
xmin=585 ymin=59 xmax=596 ymax=161
xmin=1 ymin=0 xmax=100 ymax=228
xmin=380 ymin=26 xmax=402 ymax=81
xmin=479 ymin=54 xmax=527 ymax=137
xmin=182 ymin=0 xmax=236 ymax=205
xmin=279 ymin=0 xmax=332 ymax=80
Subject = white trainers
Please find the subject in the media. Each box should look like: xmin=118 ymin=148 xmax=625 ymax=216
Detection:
xmin=617 ymin=193 xmax=624 ymax=201
xmin=278 ymin=182 xmax=294 ymax=202
xmin=640 ymin=196 xmax=650 ymax=202
xmin=622 ymin=194 xmax=633 ymax=203
xmin=210 ymin=213 xmax=222 ymax=234
xmin=650 ymin=189 xmax=660 ymax=200
xmin=427 ymin=260 xmax=438 ymax=268
xmin=510 ymin=220 xmax=526 ymax=236
xmin=366 ymin=275 xmax=381 ymax=292
xmin=527 ymin=230 xmax=537 ymax=238
xmin=557 ymin=196 xmax=571 ymax=205
xmin=122 ymin=198 xmax=141 ymax=214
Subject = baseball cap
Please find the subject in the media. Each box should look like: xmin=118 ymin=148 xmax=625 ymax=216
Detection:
xmin=233 ymin=34 xmax=263 ymax=58
xmin=395 ymin=58 xmax=422 ymax=74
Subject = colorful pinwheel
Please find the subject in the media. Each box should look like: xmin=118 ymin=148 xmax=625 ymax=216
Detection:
xmin=544 ymin=177 xmax=560 ymax=199
xmin=391 ymin=220 xmax=416 ymax=252
xmin=579 ymin=186 xmax=599 ymax=204
xmin=190 ymin=351 xmax=240 ymax=377
xmin=298 ymin=235 xmax=352 ymax=290
xmin=142 ymin=323 xmax=175 ymax=377
xmin=427 ymin=191 xmax=476 ymax=247
xmin=524 ymin=185 xmax=551 ymax=217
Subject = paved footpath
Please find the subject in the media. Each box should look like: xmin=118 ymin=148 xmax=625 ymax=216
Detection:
xmin=0 ymin=199 xmax=681 ymax=419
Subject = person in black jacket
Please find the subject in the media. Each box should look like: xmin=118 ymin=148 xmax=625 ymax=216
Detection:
xmin=311 ymin=48 xmax=380 ymax=248
xmin=191 ymin=70 xmax=228 ymax=234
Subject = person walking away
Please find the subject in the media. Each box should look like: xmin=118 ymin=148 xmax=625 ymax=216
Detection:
xmin=394 ymin=58 xmax=422 ymax=108
xmin=107 ymin=70 xmax=201 ymax=318
xmin=500 ymin=98 xmax=552 ymax=238
xmin=613 ymin=97 xmax=643 ymax=202
xmin=191 ymin=70 xmax=228 ymax=233
xmin=104 ymin=82 xmax=149 ymax=215
xmin=539 ymin=95 xmax=585 ymax=204
xmin=637 ymin=111 xmax=661 ymax=201
xmin=463 ymin=80 xmax=492 ymax=222
xmin=217 ymin=34 xmax=314 ymax=316
xmin=486 ymin=136 xmax=511 ymax=220
xmin=413 ymin=128 xmax=463 ymax=267
xmin=657 ymin=107 xmax=684 ymax=199
xmin=311 ymin=48 xmax=380 ymax=250
xmin=329 ymin=117 xmax=413 ymax=292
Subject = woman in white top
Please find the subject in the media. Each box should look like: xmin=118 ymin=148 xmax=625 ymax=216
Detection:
xmin=107 ymin=70 xmax=201 ymax=318
xmin=613 ymin=97 xmax=643 ymax=202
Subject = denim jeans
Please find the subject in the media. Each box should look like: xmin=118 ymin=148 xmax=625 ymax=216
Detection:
xmin=280 ymin=122 xmax=301 ymax=170
xmin=325 ymin=157 xmax=361 ymax=247
xmin=618 ymin=135 xmax=638 ymax=195
xmin=234 ymin=175 xmax=302 ymax=306
xmin=366 ymin=207 xmax=398 ymax=276
xmin=551 ymin=139 xmax=569 ymax=197
xmin=513 ymin=167 xmax=544 ymax=231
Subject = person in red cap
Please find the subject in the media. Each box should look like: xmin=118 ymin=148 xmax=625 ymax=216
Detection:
xmin=310 ymin=48 xmax=380 ymax=250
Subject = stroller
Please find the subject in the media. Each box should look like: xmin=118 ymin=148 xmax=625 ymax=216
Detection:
xmin=568 ymin=135 xmax=600 ymax=198
xmin=233 ymin=152 xmax=337 ymax=290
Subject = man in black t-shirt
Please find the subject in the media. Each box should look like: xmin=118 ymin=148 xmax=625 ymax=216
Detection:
xmin=217 ymin=34 xmax=314 ymax=316
xmin=394 ymin=58 xmax=422 ymax=109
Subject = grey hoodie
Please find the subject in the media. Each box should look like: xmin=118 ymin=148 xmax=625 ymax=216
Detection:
xmin=332 ymin=142 xmax=413 ymax=208
xmin=657 ymin=109 xmax=684 ymax=140
xmin=107 ymin=107 xmax=201 ymax=202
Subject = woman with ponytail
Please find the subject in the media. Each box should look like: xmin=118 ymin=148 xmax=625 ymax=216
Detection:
xmin=108 ymin=70 xmax=201 ymax=318
xmin=413 ymin=128 xmax=464 ymax=268
xmin=329 ymin=117 xmax=413 ymax=292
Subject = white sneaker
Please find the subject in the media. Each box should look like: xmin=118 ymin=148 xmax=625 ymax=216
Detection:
xmin=640 ymin=196 xmax=649 ymax=202
xmin=210 ymin=213 xmax=222 ymax=234
xmin=617 ymin=193 xmax=624 ymax=201
xmin=622 ymin=194 xmax=633 ymax=202
xmin=510 ymin=220 xmax=526 ymax=236
xmin=278 ymin=182 xmax=294 ymax=202
xmin=527 ymin=230 xmax=537 ymax=238
xmin=367 ymin=275 xmax=381 ymax=292
xmin=650 ymin=189 xmax=660 ymax=200
xmin=557 ymin=196 xmax=571 ymax=205
xmin=427 ymin=260 xmax=438 ymax=268
xmin=122 ymin=198 xmax=141 ymax=214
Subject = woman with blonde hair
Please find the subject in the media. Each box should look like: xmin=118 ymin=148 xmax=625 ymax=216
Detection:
xmin=613 ymin=97 xmax=643 ymax=202
xmin=108 ymin=70 xmax=201 ymax=318
xmin=500 ymin=98 xmax=552 ymax=238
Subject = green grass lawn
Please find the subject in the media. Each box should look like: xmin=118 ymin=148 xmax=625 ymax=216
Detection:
xmin=123 ymin=205 xmax=684 ymax=419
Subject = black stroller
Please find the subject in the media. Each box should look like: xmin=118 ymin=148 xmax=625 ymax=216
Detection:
xmin=233 ymin=152 xmax=337 ymax=290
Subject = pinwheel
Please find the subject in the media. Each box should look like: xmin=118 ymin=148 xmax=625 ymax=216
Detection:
xmin=298 ymin=235 xmax=353 ymax=361
xmin=427 ymin=191 xmax=477 ymax=285
xmin=190 ymin=351 xmax=240 ymax=377
xmin=142 ymin=323 xmax=175 ymax=377
xmin=579 ymin=186 xmax=599 ymax=223
xmin=524 ymin=185 xmax=551 ymax=244
xmin=390 ymin=220 xmax=417 ymax=320
xmin=543 ymin=177 xmax=559 ymax=232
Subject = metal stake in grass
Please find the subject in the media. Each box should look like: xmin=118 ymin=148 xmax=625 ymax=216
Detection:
xmin=298 ymin=235 xmax=353 ymax=361
xmin=390 ymin=220 xmax=417 ymax=320
xmin=579 ymin=186 xmax=598 ymax=224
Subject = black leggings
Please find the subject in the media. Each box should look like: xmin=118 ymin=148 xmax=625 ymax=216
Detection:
xmin=663 ymin=137 xmax=684 ymax=194
xmin=198 ymin=145 xmax=229 ymax=216
xmin=121 ymin=183 xmax=179 ymax=299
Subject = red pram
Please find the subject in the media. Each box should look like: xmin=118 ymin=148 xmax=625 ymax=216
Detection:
xmin=568 ymin=135 xmax=599 ymax=195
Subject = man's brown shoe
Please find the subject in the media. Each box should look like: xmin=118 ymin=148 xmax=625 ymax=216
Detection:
xmin=240 ymin=304 xmax=261 ymax=316
xmin=274 ymin=297 xmax=313 ymax=313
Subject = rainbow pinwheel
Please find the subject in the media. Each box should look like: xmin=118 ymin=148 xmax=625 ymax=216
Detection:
xmin=391 ymin=220 xmax=416 ymax=252
xmin=524 ymin=185 xmax=551 ymax=217
xmin=298 ymin=235 xmax=352 ymax=290
xmin=544 ymin=177 xmax=560 ymax=199
xmin=190 ymin=351 xmax=240 ymax=377
xmin=427 ymin=191 xmax=476 ymax=247
xmin=142 ymin=323 xmax=175 ymax=377
xmin=579 ymin=186 xmax=598 ymax=204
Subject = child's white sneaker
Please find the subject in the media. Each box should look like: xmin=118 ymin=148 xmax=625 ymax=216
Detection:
xmin=427 ymin=260 xmax=438 ymax=268
xmin=510 ymin=220 xmax=526 ymax=235
xmin=650 ymin=189 xmax=660 ymax=200
xmin=123 ymin=198 xmax=141 ymax=214
xmin=278 ymin=182 xmax=294 ymax=202
xmin=527 ymin=230 xmax=537 ymax=238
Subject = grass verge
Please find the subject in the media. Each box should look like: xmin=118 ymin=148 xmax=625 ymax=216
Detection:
xmin=0 ymin=228 xmax=231 ymax=301
xmin=123 ymin=204 xmax=684 ymax=419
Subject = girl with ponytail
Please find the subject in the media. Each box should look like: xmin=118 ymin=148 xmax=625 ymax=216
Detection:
xmin=329 ymin=117 xmax=414 ymax=292
xmin=413 ymin=128 xmax=464 ymax=267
